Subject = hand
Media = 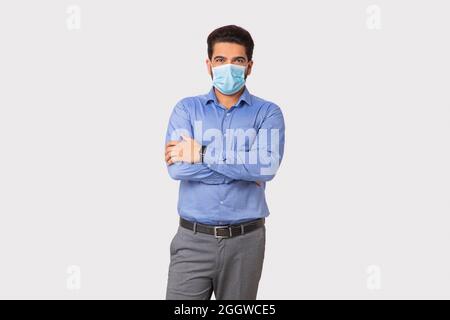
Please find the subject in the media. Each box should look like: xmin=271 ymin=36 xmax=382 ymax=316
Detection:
xmin=165 ymin=134 xmax=202 ymax=165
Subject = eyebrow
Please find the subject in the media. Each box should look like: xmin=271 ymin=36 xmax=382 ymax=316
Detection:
xmin=213 ymin=56 xmax=247 ymax=61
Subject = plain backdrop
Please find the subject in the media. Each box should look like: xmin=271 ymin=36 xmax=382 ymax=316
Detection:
xmin=0 ymin=0 xmax=449 ymax=299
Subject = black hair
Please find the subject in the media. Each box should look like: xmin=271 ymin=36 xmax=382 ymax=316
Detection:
xmin=207 ymin=25 xmax=254 ymax=61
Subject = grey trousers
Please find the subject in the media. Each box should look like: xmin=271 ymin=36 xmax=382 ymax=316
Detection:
xmin=165 ymin=223 xmax=266 ymax=300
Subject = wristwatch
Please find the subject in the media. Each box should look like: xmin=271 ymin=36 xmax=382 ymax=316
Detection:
xmin=199 ymin=145 xmax=207 ymax=163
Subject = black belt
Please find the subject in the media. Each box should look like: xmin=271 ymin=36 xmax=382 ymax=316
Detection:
xmin=179 ymin=217 xmax=265 ymax=239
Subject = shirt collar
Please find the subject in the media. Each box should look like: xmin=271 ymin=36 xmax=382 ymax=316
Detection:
xmin=206 ymin=86 xmax=252 ymax=107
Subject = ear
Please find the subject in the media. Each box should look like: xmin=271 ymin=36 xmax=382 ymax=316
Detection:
xmin=206 ymin=59 xmax=212 ymax=77
xmin=246 ymin=60 xmax=253 ymax=76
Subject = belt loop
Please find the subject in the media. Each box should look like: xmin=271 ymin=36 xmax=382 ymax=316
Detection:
xmin=193 ymin=222 xmax=197 ymax=234
xmin=240 ymin=224 xmax=244 ymax=235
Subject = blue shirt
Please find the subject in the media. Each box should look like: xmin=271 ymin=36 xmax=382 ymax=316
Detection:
xmin=165 ymin=86 xmax=285 ymax=225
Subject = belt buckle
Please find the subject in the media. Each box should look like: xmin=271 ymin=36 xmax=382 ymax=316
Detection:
xmin=214 ymin=226 xmax=232 ymax=239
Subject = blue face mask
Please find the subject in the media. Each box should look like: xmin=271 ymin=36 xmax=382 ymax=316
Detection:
xmin=212 ymin=64 xmax=246 ymax=95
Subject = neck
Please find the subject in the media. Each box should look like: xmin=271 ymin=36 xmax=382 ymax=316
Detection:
xmin=214 ymin=87 xmax=245 ymax=109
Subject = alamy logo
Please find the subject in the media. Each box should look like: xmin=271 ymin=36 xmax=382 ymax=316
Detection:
xmin=66 ymin=265 xmax=81 ymax=290
xmin=66 ymin=5 xmax=81 ymax=31
xmin=366 ymin=5 xmax=382 ymax=30
xmin=170 ymin=121 xmax=281 ymax=176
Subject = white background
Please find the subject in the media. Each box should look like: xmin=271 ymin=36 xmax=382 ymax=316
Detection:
xmin=0 ymin=0 xmax=449 ymax=299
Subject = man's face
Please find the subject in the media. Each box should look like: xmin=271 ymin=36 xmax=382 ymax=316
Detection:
xmin=206 ymin=42 xmax=253 ymax=79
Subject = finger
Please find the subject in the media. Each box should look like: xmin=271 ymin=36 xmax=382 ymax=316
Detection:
xmin=165 ymin=150 xmax=177 ymax=162
xmin=166 ymin=150 xmax=182 ymax=162
xmin=166 ymin=150 xmax=180 ymax=159
xmin=165 ymin=145 xmax=178 ymax=153
xmin=166 ymin=140 xmax=180 ymax=147
xmin=167 ymin=156 xmax=181 ymax=165
xmin=165 ymin=146 xmax=177 ymax=155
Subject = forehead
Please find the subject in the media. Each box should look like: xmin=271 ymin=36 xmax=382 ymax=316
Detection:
xmin=211 ymin=42 xmax=247 ymax=58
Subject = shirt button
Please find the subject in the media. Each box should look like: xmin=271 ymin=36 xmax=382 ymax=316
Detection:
xmin=219 ymin=201 xmax=224 ymax=204
xmin=226 ymin=113 xmax=231 ymax=116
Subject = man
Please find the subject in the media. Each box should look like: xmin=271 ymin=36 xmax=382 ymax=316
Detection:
xmin=164 ymin=25 xmax=285 ymax=300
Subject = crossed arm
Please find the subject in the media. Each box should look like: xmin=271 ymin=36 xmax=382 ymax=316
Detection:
xmin=164 ymin=101 xmax=285 ymax=184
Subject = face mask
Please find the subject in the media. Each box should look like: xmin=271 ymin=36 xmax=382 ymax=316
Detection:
xmin=212 ymin=64 xmax=246 ymax=95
